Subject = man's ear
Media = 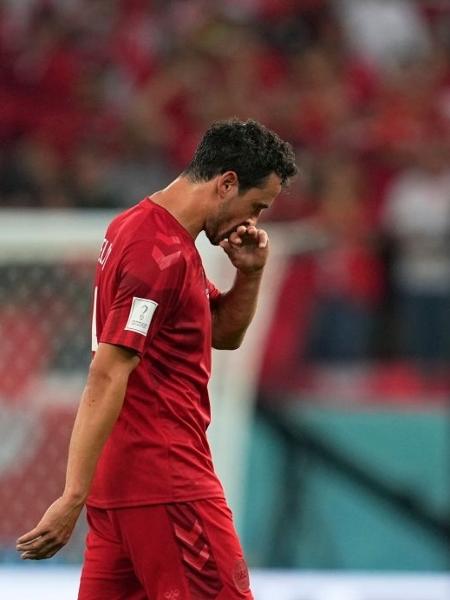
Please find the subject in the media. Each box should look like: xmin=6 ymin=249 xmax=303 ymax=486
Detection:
xmin=217 ymin=171 xmax=239 ymax=199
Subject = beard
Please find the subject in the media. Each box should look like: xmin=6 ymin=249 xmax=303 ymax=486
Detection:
xmin=204 ymin=200 xmax=241 ymax=245
xmin=205 ymin=222 xmax=238 ymax=246
xmin=204 ymin=218 xmax=221 ymax=245
xmin=204 ymin=209 xmax=229 ymax=246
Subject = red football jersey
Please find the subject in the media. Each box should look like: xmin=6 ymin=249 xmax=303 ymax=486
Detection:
xmin=88 ymin=198 xmax=224 ymax=507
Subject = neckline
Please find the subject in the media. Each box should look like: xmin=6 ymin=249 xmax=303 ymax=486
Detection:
xmin=145 ymin=196 xmax=196 ymax=246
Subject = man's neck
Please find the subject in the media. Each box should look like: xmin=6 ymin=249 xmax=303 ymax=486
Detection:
xmin=150 ymin=176 xmax=212 ymax=240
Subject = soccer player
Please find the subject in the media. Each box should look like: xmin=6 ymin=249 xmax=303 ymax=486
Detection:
xmin=16 ymin=118 xmax=297 ymax=599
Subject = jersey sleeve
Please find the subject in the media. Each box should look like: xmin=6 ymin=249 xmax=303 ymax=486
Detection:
xmin=206 ymin=278 xmax=222 ymax=310
xmin=99 ymin=239 xmax=184 ymax=356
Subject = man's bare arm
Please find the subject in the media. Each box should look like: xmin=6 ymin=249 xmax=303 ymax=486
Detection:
xmin=212 ymin=224 xmax=268 ymax=350
xmin=16 ymin=343 xmax=139 ymax=560
xmin=212 ymin=269 xmax=263 ymax=350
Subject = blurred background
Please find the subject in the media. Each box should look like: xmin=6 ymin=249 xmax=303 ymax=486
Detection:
xmin=0 ymin=0 xmax=449 ymax=598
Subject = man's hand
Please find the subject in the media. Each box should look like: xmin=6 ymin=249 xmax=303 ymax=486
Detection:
xmin=16 ymin=495 xmax=83 ymax=560
xmin=15 ymin=345 xmax=137 ymax=561
xmin=220 ymin=225 xmax=269 ymax=274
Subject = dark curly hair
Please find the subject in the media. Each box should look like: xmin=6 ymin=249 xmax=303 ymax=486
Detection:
xmin=183 ymin=118 xmax=298 ymax=192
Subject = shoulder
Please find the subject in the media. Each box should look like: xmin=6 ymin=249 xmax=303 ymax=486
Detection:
xmin=108 ymin=200 xmax=195 ymax=277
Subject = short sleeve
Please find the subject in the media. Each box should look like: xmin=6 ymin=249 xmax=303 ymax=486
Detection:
xmin=99 ymin=239 xmax=184 ymax=356
xmin=207 ymin=278 xmax=222 ymax=310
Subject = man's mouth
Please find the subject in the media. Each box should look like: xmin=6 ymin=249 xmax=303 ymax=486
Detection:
xmin=219 ymin=229 xmax=233 ymax=243
xmin=220 ymin=224 xmax=245 ymax=242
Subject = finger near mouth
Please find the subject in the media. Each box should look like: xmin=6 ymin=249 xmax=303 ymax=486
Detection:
xmin=221 ymin=224 xmax=247 ymax=242
xmin=220 ymin=229 xmax=235 ymax=242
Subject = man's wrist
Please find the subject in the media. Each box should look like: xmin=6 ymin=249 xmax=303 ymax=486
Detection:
xmin=62 ymin=489 xmax=88 ymax=508
xmin=236 ymin=265 xmax=265 ymax=279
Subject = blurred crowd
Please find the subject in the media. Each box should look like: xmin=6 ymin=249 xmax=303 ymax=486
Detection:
xmin=1 ymin=0 xmax=450 ymax=378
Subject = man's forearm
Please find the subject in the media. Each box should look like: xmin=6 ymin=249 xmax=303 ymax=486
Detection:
xmin=212 ymin=268 xmax=263 ymax=350
xmin=16 ymin=344 xmax=138 ymax=560
xmin=62 ymin=366 xmax=129 ymax=504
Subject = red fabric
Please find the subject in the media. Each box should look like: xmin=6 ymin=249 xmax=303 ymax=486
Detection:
xmin=79 ymin=499 xmax=252 ymax=600
xmin=88 ymin=198 xmax=224 ymax=508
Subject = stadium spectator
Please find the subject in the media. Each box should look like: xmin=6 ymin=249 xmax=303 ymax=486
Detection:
xmin=0 ymin=0 xmax=449 ymax=373
xmin=381 ymin=137 xmax=450 ymax=365
xmin=306 ymin=157 xmax=383 ymax=362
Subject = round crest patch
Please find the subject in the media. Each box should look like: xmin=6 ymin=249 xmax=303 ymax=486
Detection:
xmin=232 ymin=558 xmax=250 ymax=593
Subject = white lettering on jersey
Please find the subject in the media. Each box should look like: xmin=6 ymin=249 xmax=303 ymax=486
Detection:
xmin=98 ymin=238 xmax=112 ymax=269
xmin=125 ymin=297 xmax=158 ymax=336
xmin=91 ymin=286 xmax=98 ymax=351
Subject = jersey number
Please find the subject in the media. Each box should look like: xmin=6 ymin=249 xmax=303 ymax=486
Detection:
xmin=98 ymin=238 xmax=112 ymax=269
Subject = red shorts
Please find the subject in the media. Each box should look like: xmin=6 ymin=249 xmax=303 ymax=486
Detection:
xmin=78 ymin=497 xmax=253 ymax=600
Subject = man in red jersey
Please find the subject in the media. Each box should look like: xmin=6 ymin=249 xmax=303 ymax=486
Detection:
xmin=16 ymin=119 xmax=297 ymax=599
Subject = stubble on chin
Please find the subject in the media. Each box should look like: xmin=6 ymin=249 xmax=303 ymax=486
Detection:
xmin=204 ymin=227 xmax=220 ymax=246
